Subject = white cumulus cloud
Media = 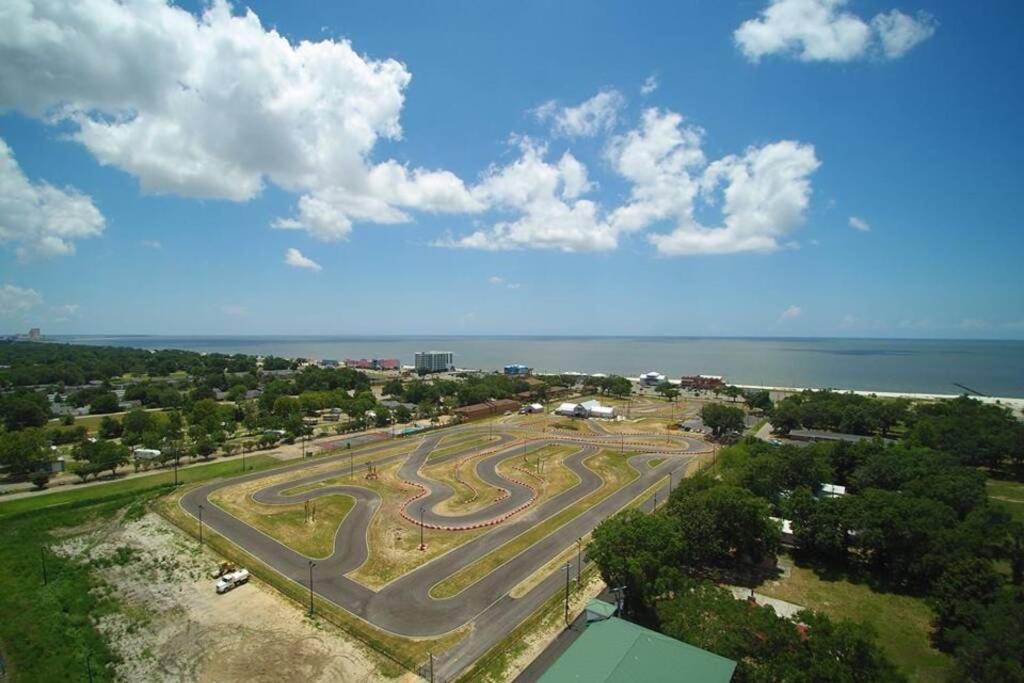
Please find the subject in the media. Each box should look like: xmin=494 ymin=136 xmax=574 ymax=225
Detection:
xmin=0 ymin=283 xmax=43 ymax=315
xmin=640 ymin=75 xmax=659 ymax=96
xmin=284 ymin=248 xmax=322 ymax=272
xmin=849 ymin=215 xmax=871 ymax=231
xmin=533 ymin=90 xmax=626 ymax=138
xmin=0 ymin=0 xmax=482 ymax=241
xmin=734 ymin=0 xmax=936 ymax=63
xmin=872 ymin=10 xmax=938 ymax=59
xmin=607 ymin=109 xmax=820 ymax=256
xmin=438 ymin=139 xmax=617 ymax=252
xmin=0 ymin=138 xmax=104 ymax=260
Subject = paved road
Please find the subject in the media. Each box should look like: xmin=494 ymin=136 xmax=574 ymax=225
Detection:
xmin=179 ymin=422 xmax=708 ymax=679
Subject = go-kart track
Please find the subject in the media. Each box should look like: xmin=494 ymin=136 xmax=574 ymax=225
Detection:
xmin=179 ymin=421 xmax=709 ymax=680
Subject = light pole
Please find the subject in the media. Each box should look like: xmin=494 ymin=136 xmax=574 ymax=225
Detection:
xmin=198 ymin=504 xmax=204 ymax=546
xmin=576 ymin=537 xmax=583 ymax=584
xmin=564 ymin=561 xmax=572 ymax=625
xmin=419 ymin=506 xmax=426 ymax=551
xmin=242 ymin=447 xmax=246 ymax=473
xmin=40 ymin=546 xmax=48 ymax=585
xmin=308 ymin=560 xmax=316 ymax=616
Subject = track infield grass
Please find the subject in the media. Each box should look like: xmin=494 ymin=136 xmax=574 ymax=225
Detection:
xmin=429 ymin=450 xmax=639 ymax=599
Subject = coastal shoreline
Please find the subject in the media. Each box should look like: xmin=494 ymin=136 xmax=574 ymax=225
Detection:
xmin=730 ymin=384 xmax=1024 ymax=414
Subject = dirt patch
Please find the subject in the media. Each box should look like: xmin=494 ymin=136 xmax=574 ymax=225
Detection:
xmin=52 ymin=512 xmax=390 ymax=682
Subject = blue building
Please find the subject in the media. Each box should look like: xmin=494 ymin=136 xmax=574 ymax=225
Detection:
xmin=503 ymin=364 xmax=531 ymax=376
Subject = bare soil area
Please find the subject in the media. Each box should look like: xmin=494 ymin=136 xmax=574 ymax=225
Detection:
xmin=51 ymin=511 xmax=398 ymax=682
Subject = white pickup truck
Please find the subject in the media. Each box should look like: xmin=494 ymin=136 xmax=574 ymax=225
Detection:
xmin=215 ymin=568 xmax=250 ymax=594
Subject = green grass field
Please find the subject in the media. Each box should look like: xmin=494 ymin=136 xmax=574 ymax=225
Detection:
xmin=210 ymin=487 xmax=355 ymax=559
xmin=988 ymin=478 xmax=1024 ymax=522
xmin=0 ymin=455 xmax=280 ymax=519
xmin=757 ymin=561 xmax=953 ymax=682
xmin=0 ymin=492 xmax=158 ymax=682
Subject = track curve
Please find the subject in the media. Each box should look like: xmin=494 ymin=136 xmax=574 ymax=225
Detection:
xmin=179 ymin=421 xmax=709 ymax=677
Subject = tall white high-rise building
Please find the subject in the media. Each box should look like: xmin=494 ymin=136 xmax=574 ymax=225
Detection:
xmin=414 ymin=351 xmax=454 ymax=373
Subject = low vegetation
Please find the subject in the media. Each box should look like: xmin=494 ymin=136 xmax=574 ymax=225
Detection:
xmin=431 ymin=450 xmax=637 ymax=598
xmin=210 ymin=485 xmax=355 ymax=559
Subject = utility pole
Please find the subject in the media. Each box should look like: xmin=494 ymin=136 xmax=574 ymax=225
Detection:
xmin=198 ymin=504 xmax=204 ymax=546
xmin=242 ymin=447 xmax=246 ymax=473
xmin=577 ymin=537 xmax=583 ymax=584
xmin=429 ymin=653 xmax=434 ymax=683
xmin=611 ymin=585 xmax=627 ymax=616
xmin=40 ymin=546 xmax=48 ymax=585
xmin=564 ymin=561 xmax=572 ymax=625
xmin=308 ymin=560 xmax=316 ymax=616
xmin=350 ymin=450 xmax=354 ymax=479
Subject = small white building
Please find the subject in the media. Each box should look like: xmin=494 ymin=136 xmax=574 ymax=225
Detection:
xmin=579 ymin=400 xmax=617 ymax=419
xmin=640 ymin=371 xmax=666 ymax=386
xmin=555 ymin=402 xmax=587 ymax=418
xmin=820 ymin=483 xmax=847 ymax=498
xmin=520 ymin=403 xmax=545 ymax=414
xmin=770 ymin=516 xmax=795 ymax=545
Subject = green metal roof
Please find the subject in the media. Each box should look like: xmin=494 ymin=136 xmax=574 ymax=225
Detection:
xmin=538 ymin=615 xmax=736 ymax=683
xmin=586 ymin=599 xmax=618 ymax=619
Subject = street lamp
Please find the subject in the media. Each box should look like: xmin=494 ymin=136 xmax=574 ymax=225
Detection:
xmin=308 ymin=560 xmax=316 ymax=616
xmin=198 ymin=504 xmax=204 ymax=546
xmin=40 ymin=546 xmax=48 ymax=585
xmin=576 ymin=537 xmax=583 ymax=584
xmin=419 ymin=506 xmax=426 ymax=551
xmin=564 ymin=561 xmax=572 ymax=625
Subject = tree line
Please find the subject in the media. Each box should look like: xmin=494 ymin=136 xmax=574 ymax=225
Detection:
xmin=588 ymin=471 xmax=904 ymax=681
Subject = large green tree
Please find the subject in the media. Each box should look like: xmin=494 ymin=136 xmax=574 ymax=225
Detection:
xmin=0 ymin=427 xmax=50 ymax=475
xmin=668 ymin=482 xmax=780 ymax=568
xmin=587 ymin=509 xmax=682 ymax=624
xmin=701 ymin=403 xmax=745 ymax=437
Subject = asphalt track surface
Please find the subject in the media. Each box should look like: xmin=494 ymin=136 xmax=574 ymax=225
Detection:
xmin=180 ymin=423 xmax=708 ymax=679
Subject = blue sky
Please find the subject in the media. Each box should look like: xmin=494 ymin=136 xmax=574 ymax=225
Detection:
xmin=0 ymin=0 xmax=1022 ymax=338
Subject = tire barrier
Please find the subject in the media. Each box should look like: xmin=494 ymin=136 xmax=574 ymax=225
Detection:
xmin=399 ymin=475 xmax=539 ymax=532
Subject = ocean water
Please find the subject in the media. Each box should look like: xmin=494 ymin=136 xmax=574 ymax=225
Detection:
xmin=55 ymin=335 xmax=1024 ymax=398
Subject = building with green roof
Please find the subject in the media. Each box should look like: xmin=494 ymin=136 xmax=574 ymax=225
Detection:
xmin=538 ymin=600 xmax=736 ymax=683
